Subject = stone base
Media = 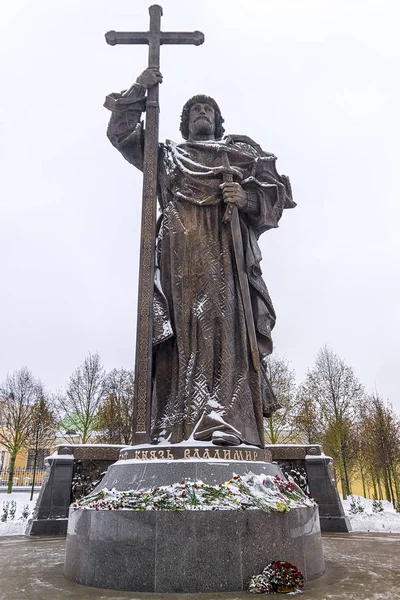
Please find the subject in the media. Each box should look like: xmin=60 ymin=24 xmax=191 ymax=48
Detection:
xmin=265 ymin=445 xmax=351 ymax=533
xmin=305 ymin=455 xmax=351 ymax=533
xmin=65 ymin=505 xmax=324 ymax=593
xmin=96 ymin=445 xmax=281 ymax=493
xmin=27 ymin=518 xmax=68 ymax=536
xmin=320 ymin=515 xmax=352 ymax=532
xmin=27 ymin=444 xmax=125 ymax=536
xmin=64 ymin=454 xmax=325 ymax=593
xmin=25 ymin=456 xmax=74 ymax=536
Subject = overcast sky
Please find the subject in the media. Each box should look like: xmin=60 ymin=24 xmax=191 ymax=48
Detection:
xmin=1 ymin=0 xmax=399 ymax=411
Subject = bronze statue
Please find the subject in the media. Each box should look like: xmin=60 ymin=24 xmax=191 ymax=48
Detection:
xmin=104 ymin=6 xmax=294 ymax=449
xmin=105 ymin=67 xmax=295 ymax=448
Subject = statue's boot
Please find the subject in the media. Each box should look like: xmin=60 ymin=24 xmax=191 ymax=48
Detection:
xmin=211 ymin=430 xmax=241 ymax=446
xmin=191 ymin=413 xmax=242 ymax=445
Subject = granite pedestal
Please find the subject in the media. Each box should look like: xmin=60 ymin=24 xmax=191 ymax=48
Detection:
xmin=64 ymin=446 xmax=325 ymax=593
xmin=306 ymin=454 xmax=351 ymax=532
xmin=97 ymin=444 xmax=278 ymax=491
xmin=27 ymin=444 xmax=126 ymax=536
xmin=266 ymin=444 xmax=351 ymax=532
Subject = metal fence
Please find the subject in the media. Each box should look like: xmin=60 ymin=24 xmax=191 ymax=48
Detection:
xmin=0 ymin=468 xmax=46 ymax=487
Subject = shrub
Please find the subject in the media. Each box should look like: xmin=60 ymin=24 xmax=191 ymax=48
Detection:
xmin=349 ymin=496 xmax=365 ymax=514
xmin=9 ymin=501 xmax=16 ymax=520
xmin=372 ymin=499 xmax=383 ymax=513
xmin=1 ymin=502 xmax=9 ymax=522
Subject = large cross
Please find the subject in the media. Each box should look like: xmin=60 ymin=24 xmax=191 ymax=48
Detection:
xmin=105 ymin=5 xmax=204 ymax=445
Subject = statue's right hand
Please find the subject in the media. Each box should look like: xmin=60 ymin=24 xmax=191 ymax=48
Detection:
xmin=136 ymin=68 xmax=163 ymax=89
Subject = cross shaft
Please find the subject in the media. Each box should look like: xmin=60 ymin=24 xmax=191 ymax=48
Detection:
xmin=105 ymin=5 xmax=204 ymax=445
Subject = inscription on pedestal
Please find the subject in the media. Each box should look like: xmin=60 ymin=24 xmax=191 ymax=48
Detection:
xmin=119 ymin=446 xmax=272 ymax=463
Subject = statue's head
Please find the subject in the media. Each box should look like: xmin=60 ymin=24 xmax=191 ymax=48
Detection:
xmin=180 ymin=95 xmax=225 ymax=141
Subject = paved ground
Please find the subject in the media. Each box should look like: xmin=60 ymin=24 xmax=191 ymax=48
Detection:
xmin=0 ymin=533 xmax=399 ymax=599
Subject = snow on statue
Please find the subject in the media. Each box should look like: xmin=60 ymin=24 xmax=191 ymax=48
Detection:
xmin=105 ymin=67 xmax=295 ymax=448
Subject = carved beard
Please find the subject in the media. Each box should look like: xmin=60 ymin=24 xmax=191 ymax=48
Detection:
xmin=190 ymin=116 xmax=215 ymax=137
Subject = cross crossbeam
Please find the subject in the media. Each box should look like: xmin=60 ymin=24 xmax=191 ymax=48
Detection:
xmin=105 ymin=5 xmax=204 ymax=445
xmin=105 ymin=30 xmax=204 ymax=45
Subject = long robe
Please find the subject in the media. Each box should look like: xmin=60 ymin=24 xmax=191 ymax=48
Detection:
xmin=105 ymin=85 xmax=295 ymax=447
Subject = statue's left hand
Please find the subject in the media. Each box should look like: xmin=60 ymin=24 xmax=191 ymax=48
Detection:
xmin=220 ymin=182 xmax=247 ymax=209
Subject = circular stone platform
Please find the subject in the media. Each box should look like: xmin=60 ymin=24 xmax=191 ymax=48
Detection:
xmin=64 ymin=447 xmax=325 ymax=593
xmin=94 ymin=443 xmax=279 ymax=492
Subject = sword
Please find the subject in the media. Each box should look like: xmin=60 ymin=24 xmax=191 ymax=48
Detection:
xmin=220 ymin=150 xmax=260 ymax=373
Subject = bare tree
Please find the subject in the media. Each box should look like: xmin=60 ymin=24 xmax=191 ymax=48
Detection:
xmin=0 ymin=368 xmax=41 ymax=493
xmin=26 ymin=392 xmax=57 ymax=500
xmin=263 ymin=355 xmax=297 ymax=444
xmin=293 ymin=385 xmax=324 ymax=444
xmin=96 ymin=369 xmax=135 ymax=445
xmin=58 ymin=353 xmax=106 ymax=443
xmin=360 ymin=395 xmax=400 ymax=505
xmin=322 ymin=415 xmax=359 ymax=492
xmin=351 ymin=399 xmax=373 ymax=498
xmin=302 ymin=346 xmax=364 ymax=499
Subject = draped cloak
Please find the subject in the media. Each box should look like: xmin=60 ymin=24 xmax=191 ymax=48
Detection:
xmin=105 ymin=85 xmax=295 ymax=447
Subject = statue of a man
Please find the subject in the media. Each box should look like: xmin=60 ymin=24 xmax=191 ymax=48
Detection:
xmin=105 ymin=68 xmax=295 ymax=448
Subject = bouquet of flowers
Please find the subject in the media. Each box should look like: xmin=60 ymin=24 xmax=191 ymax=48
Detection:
xmin=248 ymin=573 xmax=273 ymax=594
xmin=249 ymin=561 xmax=304 ymax=594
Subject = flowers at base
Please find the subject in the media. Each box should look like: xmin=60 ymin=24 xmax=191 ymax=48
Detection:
xmin=248 ymin=573 xmax=272 ymax=594
xmin=248 ymin=561 xmax=304 ymax=594
xmin=72 ymin=473 xmax=316 ymax=513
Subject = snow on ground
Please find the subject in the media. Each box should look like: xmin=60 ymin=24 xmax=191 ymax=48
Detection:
xmin=341 ymin=495 xmax=400 ymax=533
xmin=0 ymin=492 xmax=38 ymax=536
